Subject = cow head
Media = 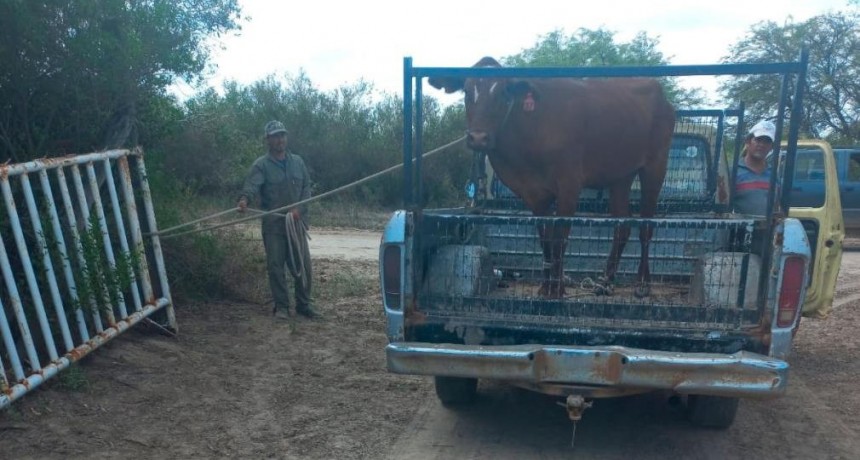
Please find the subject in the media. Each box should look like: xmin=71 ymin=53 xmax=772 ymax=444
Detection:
xmin=428 ymin=57 xmax=535 ymax=151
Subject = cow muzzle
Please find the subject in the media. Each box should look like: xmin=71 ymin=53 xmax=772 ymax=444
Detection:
xmin=466 ymin=130 xmax=493 ymax=150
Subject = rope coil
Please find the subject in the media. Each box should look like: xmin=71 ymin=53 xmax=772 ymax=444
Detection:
xmin=284 ymin=212 xmax=310 ymax=291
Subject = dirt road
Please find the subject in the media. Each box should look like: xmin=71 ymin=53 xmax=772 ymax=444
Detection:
xmin=308 ymin=229 xmax=381 ymax=260
xmin=1 ymin=231 xmax=859 ymax=459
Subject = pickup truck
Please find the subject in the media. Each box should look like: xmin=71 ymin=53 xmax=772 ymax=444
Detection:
xmin=379 ymin=54 xmax=844 ymax=429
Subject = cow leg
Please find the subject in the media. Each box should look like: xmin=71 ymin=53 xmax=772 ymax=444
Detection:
xmin=634 ymin=168 xmax=666 ymax=298
xmin=534 ymin=210 xmax=565 ymax=299
xmin=598 ymin=182 xmax=634 ymax=296
xmin=634 ymin=221 xmax=654 ymax=298
xmin=536 ymin=189 xmax=579 ymax=298
xmin=526 ymin=195 xmax=556 ymax=298
xmin=529 ymin=192 xmax=575 ymax=299
xmin=537 ymin=222 xmax=569 ymax=298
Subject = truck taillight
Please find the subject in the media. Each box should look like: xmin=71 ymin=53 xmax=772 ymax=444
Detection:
xmin=776 ymin=256 xmax=805 ymax=328
xmin=383 ymin=245 xmax=402 ymax=309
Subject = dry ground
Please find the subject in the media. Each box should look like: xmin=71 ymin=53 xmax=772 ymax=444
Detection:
xmin=0 ymin=230 xmax=428 ymax=459
xmin=1 ymin=231 xmax=859 ymax=459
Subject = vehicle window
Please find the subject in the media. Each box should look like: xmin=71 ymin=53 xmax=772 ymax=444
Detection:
xmin=794 ymin=150 xmax=826 ymax=181
xmin=651 ymin=135 xmax=710 ymax=198
xmin=790 ymin=149 xmax=825 ymax=208
xmin=848 ymin=153 xmax=860 ymax=182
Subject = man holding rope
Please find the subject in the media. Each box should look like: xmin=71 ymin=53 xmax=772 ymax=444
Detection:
xmin=237 ymin=120 xmax=319 ymax=321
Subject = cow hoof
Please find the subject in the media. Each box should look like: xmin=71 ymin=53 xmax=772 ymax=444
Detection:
xmin=538 ymin=283 xmax=565 ymax=299
xmin=592 ymin=276 xmax=614 ymax=296
xmin=634 ymin=283 xmax=651 ymax=298
xmin=593 ymin=284 xmax=614 ymax=296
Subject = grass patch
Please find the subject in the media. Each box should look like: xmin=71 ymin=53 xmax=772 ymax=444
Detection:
xmin=165 ymin=228 xmax=269 ymax=305
xmin=1 ymin=406 xmax=23 ymax=420
xmin=308 ymin=201 xmax=395 ymax=231
xmin=314 ymin=261 xmax=377 ymax=302
xmin=57 ymin=363 xmax=89 ymax=392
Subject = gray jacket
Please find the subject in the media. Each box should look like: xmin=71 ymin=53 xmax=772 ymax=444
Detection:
xmin=241 ymin=152 xmax=311 ymax=234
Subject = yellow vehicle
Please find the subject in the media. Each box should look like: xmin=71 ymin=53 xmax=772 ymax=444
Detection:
xmin=784 ymin=140 xmax=844 ymax=318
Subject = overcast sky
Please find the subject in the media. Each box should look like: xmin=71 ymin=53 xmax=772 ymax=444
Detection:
xmin=178 ymin=0 xmax=852 ymax=102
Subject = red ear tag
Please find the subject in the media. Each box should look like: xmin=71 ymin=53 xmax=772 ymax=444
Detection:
xmin=523 ymin=92 xmax=535 ymax=112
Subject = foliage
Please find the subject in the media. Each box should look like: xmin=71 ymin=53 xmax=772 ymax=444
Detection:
xmin=167 ymin=74 xmax=471 ymax=208
xmin=141 ymin=160 xmax=250 ymax=301
xmin=0 ymin=0 xmax=241 ymax=162
xmin=719 ymin=11 xmax=860 ymax=143
xmin=57 ymin=363 xmax=89 ymax=391
xmin=506 ymin=28 xmax=666 ymax=67
xmin=72 ymin=214 xmax=141 ymax=316
xmin=503 ymin=28 xmax=708 ymax=108
xmin=162 ymin=230 xmax=240 ymax=302
xmin=309 ymin=201 xmax=395 ymax=231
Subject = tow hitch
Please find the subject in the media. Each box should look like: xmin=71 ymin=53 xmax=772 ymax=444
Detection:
xmin=558 ymin=394 xmax=593 ymax=447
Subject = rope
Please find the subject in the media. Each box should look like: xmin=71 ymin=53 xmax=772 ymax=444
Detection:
xmin=580 ymin=276 xmax=607 ymax=292
xmin=155 ymin=207 xmax=239 ymax=234
xmin=154 ymin=207 xmax=273 ymax=240
xmin=580 ymin=276 xmax=613 ymax=295
xmin=153 ymin=135 xmax=466 ymax=240
xmin=284 ymin=212 xmax=310 ymax=291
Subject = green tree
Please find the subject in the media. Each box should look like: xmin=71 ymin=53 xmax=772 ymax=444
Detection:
xmin=503 ymin=28 xmax=707 ymax=108
xmin=719 ymin=11 xmax=860 ymax=143
xmin=173 ymin=73 xmax=470 ymax=208
xmin=0 ymin=0 xmax=241 ymax=162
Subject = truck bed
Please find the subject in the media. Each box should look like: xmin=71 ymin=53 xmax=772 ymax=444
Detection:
xmin=410 ymin=210 xmax=766 ymax=353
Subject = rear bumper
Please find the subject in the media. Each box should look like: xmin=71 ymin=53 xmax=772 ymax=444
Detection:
xmin=387 ymin=342 xmax=788 ymax=398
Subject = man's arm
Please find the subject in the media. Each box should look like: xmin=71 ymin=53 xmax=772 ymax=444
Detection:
xmin=237 ymin=161 xmax=265 ymax=212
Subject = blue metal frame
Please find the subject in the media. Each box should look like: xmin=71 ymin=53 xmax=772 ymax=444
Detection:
xmin=401 ymin=53 xmax=808 ymax=320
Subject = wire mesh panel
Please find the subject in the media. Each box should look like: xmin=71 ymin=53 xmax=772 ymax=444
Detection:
xmin=0 ymin=149 xmax=174 ymax=409
xmin=417 ymin=213 xmax=757 ymax=333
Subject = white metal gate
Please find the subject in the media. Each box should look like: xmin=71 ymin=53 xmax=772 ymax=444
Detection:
xmin=0 ymin=148 xmax=174 ymax=408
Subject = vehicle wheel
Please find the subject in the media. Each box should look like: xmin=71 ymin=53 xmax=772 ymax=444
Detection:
xmin=687 ymin=395 xmax=739 ymax=429
xmin=434 ymin=376 xmax=478 ymax=406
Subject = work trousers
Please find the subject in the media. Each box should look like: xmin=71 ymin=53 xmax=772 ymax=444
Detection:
xmin=262 ymin=230 xmax=312 ymax=312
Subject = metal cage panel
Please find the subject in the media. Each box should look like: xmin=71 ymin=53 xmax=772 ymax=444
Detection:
xmin=0 ymin=149 xmax=174 ymax=408
xmin=416 ymin=213 xmax=758 ymax=334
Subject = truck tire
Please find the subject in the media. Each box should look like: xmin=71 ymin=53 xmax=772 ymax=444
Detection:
xmin=687 ymin=395 xmax=739 ymax=429
xmin=434 ymin=376 xmax=478 ymax=406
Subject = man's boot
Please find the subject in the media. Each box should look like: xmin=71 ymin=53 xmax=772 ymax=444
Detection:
xmin=273 ymin=307 xmax=292 ymax=320
xmin=296 ymin=304 xmax=321 ymax=319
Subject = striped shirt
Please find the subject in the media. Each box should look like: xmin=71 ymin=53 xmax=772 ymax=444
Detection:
xmin=733 ymin=163 xmax=771 ymax=215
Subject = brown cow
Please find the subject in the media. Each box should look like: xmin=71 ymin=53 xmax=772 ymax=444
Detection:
xmin=429 ymin=57 xmax=675 ymax=298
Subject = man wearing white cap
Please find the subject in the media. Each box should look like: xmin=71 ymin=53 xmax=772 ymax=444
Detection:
xmin=733 ymin=119 xmax=777 ymax=215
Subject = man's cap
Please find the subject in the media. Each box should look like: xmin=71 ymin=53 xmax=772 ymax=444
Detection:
xmin=264 ymin=120 xmax=288 ymax=137
xmin=748 ymin=120 xmax=776 ymax=141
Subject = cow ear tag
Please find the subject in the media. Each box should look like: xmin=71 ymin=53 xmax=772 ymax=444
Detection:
xmin=523 ymin=92 xmax=535 ymax=112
